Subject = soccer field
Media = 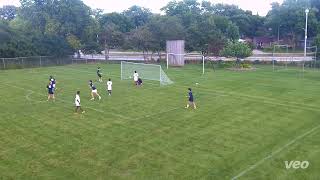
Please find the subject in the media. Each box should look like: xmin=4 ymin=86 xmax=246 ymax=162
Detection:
xmin=0 ymin=63 xmax=320 ymax=179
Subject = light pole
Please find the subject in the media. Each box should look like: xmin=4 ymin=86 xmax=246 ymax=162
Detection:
xmin=303 ymin=8 xmax=309 ymax=72
xmin=277 ymin=25 xmax=281 ymax=44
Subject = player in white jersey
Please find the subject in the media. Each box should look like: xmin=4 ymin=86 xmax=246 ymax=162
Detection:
xmin=133 ymin=71 xmax=139 ymax=85
xmin=106 ymin=78 xmax=112 ymax=96
xmin=75 ymin=91 xmax=85 ymax=114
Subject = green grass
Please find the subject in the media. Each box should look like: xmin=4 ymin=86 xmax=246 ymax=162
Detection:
xmin=0 ymin=63 xmax=320 ymax=180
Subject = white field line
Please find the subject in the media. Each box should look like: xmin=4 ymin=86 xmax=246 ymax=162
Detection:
xmin=5 ymin=82 xmax=183 ymax=135
xmin=3 ymin=82 xmax=111 ymax=116
xmin=25 ymin=90 xmax=46 ymax=104
xmin=231 ymin=124 xmax=320 ymax=180
xmin=4 ymin=82 xmax=181 ymax=124
xmin=50 ymin=66 xmax=320 ymax=112
xmin=9 ymin=65 xmax=320 ymax=114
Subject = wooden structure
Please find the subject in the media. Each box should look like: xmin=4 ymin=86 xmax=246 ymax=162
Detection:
xmin=166 ymin=40 xmax=185 ymax=66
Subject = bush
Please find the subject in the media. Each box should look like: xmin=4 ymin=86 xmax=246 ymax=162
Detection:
xmin=241 ymin=63 xmax=251 ymax=68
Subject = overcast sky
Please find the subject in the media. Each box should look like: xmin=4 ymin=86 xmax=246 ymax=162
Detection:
xmin=0 ymin=0 xmax=284 ymax=16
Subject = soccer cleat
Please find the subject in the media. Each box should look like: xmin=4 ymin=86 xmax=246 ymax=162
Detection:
xmin=90 ymin=98 xmax=94 ymax=101
xmin=82 ymin=111 xmax=86 ymax=114
xmin=99 ymin=96 xmax=101 ymax=100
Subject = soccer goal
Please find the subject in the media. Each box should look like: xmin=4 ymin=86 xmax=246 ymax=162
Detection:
xmin=306 ymin=46 xmax=318 ymax=70
xmin=272 ymin=44 xmax=290 ymax=71
xmin=121 ymin=61 xmax=173 ymax=85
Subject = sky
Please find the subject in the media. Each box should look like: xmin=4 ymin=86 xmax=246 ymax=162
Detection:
xmin=0 ymin=0 xmax=284 ymax=16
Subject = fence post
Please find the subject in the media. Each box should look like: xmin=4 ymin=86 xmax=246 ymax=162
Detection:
xmin=2 ymin=58 xmax=5 ymax=69
xmin=39 ymin=56 xmax=42 ymax=67
xmin=21 ymin=58 xmax=24 ymax=68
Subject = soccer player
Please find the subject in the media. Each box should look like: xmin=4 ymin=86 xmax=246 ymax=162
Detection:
xmin=137 ymin=78 xmax=143 ymax=86
xmin=47 ymin=82 xmax=55 ymax=101
xmin=133 ymin=71 xmax=139 ymax=85
xmin=97 ymin=67 xmax=103 ymax=82
xmin=75 ymin=91 xmax=85 ymax=114
xmin=106 ymin=78 xmax=112 ymax=96
xmin=89 ymin=80 xmax=101 ymax=100
xmin=185 ymin=88 xmax=196 ymax=109
xmin=49 ymin=76 xmax=56 ymax=92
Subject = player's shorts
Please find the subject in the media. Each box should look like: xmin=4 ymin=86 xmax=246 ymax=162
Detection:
xmin=75 ymin=103 xmax=81 ymax=107
xmin=98 ymin=74 xmax=102 ymax=78
xmin=92 ymin=89 xmax=98 ymax=93
xmin=108 ymin=90 xmax=112 ymax=93
xmin=189 ymin=98 xmax=194 ymax=102
xmin=48 ymin=90 xmax=54 ymax=95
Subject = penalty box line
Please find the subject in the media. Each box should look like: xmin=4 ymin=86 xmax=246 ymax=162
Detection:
xmin=3 ymin=83 xmax=103 ymax=113
xmin=231 ymin=124 xmax=320 ymax=180
xmin=3 ymin=82 xmax=181 ymax=130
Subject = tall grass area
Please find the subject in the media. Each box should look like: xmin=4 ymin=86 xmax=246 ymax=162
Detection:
xmin=0 ymin=63 xmax=319 ymax=179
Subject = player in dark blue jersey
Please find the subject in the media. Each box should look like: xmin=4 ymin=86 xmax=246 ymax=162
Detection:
xmin=49 ymin=76 xmax=56 ymax=92
xmin=185 ymin=88 xmax=196 ymax=109
xmin=47 ymin=82 xmax=55 ymax=101
xmin=97 ymin=67 xmax=103 ymax=82
xmin=137 ymin=78 xmax=143 ymax=86
xmin=89 ymin=80 xmax=101 ymax=100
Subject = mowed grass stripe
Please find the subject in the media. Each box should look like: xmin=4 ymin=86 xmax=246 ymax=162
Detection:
xmin=0 ymin=64 xmax=320 ymax=179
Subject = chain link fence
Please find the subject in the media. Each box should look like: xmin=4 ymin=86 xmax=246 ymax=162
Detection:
xmin=0 ymin=56 xmax=73 ymax=70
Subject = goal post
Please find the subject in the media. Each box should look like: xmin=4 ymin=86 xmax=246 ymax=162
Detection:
xmin=121 ymin=61 xmax=173 ymax=85
xmin=306 ymin=46 xmax=317 ymax=69
xmin=272 ymin=44 xmax=289 ymax=71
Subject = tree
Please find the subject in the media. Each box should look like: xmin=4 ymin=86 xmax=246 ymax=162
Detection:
xmin=123 ymin=6 xmax=152 ymax=28
xmin=0 ymin=5 xmax=18 ymax=20
xmin=99 ymin=23 xmax=124 ymax=60
xmin=127 ymin=26 xmax=153 ymax=61
xmin=146 ymin=15 xmax=186 ymax=60
xmin=99 ymin=12 xmax=134 ymax=33
xmin=208 ymin=3 xmax=264 ymax=38
xmin=220 ymin=41 xmax=253 ymax=59
xmin=18 ymin=0 xmax=99 ymax=53
xmin=265 ymin=0 xmax=320 ymax=48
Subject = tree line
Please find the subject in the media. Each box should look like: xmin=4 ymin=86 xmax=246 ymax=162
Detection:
xmin=0 ymin=0 xmax=320 ymax=58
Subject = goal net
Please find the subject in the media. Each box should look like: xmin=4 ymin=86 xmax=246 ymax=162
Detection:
xmin=272 ymin=44 xmax=290 ymax=71
xmin=121 ymin=61 xmax=173 ymax=85
xmin=306 ymin=46 xmax=317 ymax=69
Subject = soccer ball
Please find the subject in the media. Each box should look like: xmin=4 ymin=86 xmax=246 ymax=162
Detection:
xmin=196 ymin=83 xmax=199 ymax=85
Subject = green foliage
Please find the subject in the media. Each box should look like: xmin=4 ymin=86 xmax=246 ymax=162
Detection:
xmin=66 ymin=34 xmax=81 ymax=50
xmin=2 ymin=0 xmax=320 ymax=59
xmin=0 ymin=5 xmax=17 ymax=20
xmin=127 ymin=26 xmax=153 ymax=52
xmin=146 ymin=15 xmax=186 ymax=53
xmin=220 ymin=41 xmax=253 ymax=59
xmin=98 ymin=12 xmax=134 ymax=33
xmin=241 ymin=63 xmax=252 ymax=68
xmin=265 ymin=0 xmax=320 ymax=47
xmin=123 ymin=6 xmax=152 ymax=28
